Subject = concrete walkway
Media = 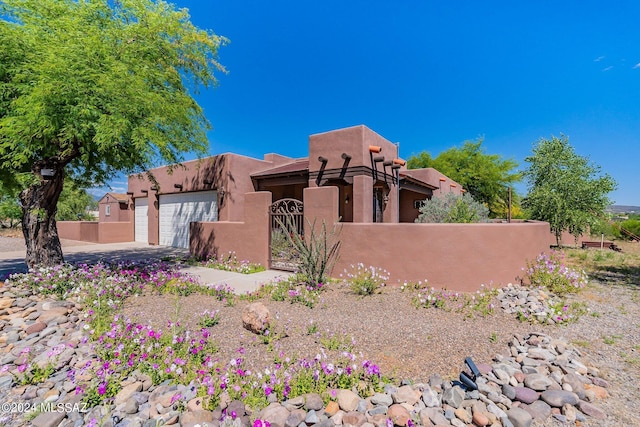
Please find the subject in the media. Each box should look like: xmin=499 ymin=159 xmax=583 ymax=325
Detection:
xmin=0 ymin=240 xmax=291 ymax=294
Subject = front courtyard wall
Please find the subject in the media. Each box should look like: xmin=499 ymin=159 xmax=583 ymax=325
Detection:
xmin=56 ymin=221 xmax=134 ymax=243
xmin=189 ymin=192 xmax=270 ymax=267
xmin=303 ymin=186 xmax=550 ymax=291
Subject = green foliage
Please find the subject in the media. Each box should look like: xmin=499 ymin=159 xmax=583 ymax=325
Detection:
xmin=522 ymin=135 xmax=617 ymax=245
xmin=252 ymin=276 xmax=324 ymax=308
xmin=416 ymin=192 xmax=489 ymax=223
xmin=203 ymin=251 xmax=266 ymax=274
xmin=318 ymin=332 xmax=354 ymax=351
xmin=56 ymin=180 xmax=98 ymax=221
xmin=407 ymin=139 xmax=520 ymax=217
xmin=342 ymin=263 xmax=390 ymax=296
xmin=619 ymin=219 xmax=640 ymax=240
xmin=0 ymin=0 xmax=226 ymax=265
xmin=411 ymin=284 xmax=499 ymax=318
xmin=0 ymin=195 xmax=21 ymax=227
xmin=0 ymin=0 xmax=227 ymax=187
xmin=278 ymin=218 xmax=342 ymax=287
xmin=524 ymin=251 xmax=588 ymax=296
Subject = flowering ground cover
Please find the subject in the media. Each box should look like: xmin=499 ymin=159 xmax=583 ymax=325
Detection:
xmin=2 ymin=245 xmax=633 ymax=423
xmin=170 ymin=251 xmax=266 ymax=274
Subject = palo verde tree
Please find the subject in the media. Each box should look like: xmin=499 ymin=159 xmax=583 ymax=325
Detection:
xmin=522 ymin=135 xmax=617 ymax=246
xmin=407 ymin=139 xmax=520 ymax=217
xmin=0 ymin=0 xmax=226 ymax=267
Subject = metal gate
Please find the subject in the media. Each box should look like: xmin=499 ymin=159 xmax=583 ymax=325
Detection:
xmin=269 ymin=198 xmax=303 ymax=271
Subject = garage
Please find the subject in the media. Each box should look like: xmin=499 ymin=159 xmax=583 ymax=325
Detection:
xmin=134 ymin=198 xmax=149 ymax=243
xmin=159 ymin=191 xmax=218 ymax=248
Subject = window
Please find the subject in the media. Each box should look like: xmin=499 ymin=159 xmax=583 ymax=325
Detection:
xmin=105 ymin=205 xmax=111 ymax=216
xmin=413 ymin=199 xmax=426 ymax=209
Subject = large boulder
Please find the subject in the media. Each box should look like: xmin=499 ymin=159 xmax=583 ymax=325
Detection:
xmin=242 ymin=302 xmax=272 ymax=334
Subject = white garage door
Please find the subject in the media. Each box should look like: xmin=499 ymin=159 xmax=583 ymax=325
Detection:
xmin=159 ymin=191 xmax=218 ymax=248
xmin=134 ymin=198 xmax=149 ymax=243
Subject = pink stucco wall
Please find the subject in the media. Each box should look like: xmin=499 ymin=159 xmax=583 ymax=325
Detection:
xmin=303 ymin=186 xmax=550 ymax=291
xmin=57 ymin=221 xmax=133 ymax=243
xmin=190 ymin=192 xmax=271 ymax=267
xmin=128 ymin=153 xmax=292 ymax=245
xmin=188 ymin=188 xmax=550 ymax=291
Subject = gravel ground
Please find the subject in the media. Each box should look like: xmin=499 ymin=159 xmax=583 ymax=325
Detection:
xmin=4 ymin=230 xmax=639 ymax=425
xmin=122 ymin=268 xmax=640 ymax=426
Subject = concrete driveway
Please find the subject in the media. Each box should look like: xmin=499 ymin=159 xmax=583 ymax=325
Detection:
xmin=0 ymin=240 xmax=291 ymax=294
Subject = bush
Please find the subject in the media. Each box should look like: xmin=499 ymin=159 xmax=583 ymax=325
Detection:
xmin=416 ymin=192 xmax=489 ymax=223
xmin=618 ymin=219 xmax=640 ymax=240
xmin=342 ymin=264 xmax=389 ymax=295
xmin=277 ymin=217 xmax=342 ymax=287
xmin=523 ymin=251 xmax=588 ymax=295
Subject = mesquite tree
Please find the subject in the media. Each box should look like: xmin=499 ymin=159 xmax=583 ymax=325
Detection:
xmin=522 ymin=135 xmax=617 ymax=246
xmin=0 ymin=0 xmax=225 ymax=268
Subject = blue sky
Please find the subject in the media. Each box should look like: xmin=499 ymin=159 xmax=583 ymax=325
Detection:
xmin=102 ymin=1 xmax=639 ymax=205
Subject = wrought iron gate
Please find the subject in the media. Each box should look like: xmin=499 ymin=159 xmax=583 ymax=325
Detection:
xmin=269 ymin=198 xmax=303 ymax=271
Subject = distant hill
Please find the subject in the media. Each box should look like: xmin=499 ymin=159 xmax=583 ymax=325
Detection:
xmin=609 ymin=205 xmax=640 ymax=214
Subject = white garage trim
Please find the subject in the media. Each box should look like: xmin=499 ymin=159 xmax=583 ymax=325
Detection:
xmin=159 ymin=191 xmax=218 ymax=248
xmin=134 ymin=198 xmax=149 ymax=243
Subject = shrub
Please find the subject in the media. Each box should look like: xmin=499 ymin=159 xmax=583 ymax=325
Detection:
xmin=416 ymin=192 xmax=489 ymax=223
xmin=277 ymin=218 xmax=342 ymax=287
xmin=342 ymin=264 xmax=389 ymax=295
xmin=523 ymin=251 xmax=588 ymax=295
xmin=203 ymin=251 xmax=265 ymax=274
xmin=618 ymin=219 xmax=640 ymax=240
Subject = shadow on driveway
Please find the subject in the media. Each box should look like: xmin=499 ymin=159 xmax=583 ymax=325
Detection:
xmin=0 ymin=242 xmax=190 ymax=278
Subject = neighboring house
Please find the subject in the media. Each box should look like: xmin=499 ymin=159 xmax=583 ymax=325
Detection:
xmin=98 ymin=193 xmax=131 ymax=223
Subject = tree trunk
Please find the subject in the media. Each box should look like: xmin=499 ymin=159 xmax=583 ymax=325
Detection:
xmin=19 ymin=166 xmax=65 ymax=269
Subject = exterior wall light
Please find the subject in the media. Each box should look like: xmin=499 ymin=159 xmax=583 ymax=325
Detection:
xmin=41 ymin=168 xmax=55 ymax=180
